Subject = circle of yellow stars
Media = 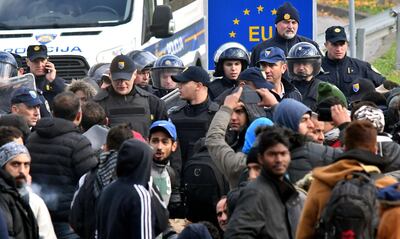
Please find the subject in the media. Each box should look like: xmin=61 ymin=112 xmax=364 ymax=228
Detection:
xmin=229 ymin=6 xmax=278 ymax=38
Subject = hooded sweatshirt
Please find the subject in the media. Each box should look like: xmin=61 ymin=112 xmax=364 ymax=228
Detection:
xmin=273 ymin=98 xmax=311 ymax=132
xmin=96 ymin=139 xmax=155 ymax=239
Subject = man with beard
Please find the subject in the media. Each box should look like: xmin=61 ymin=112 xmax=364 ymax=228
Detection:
xmin=0 ymin=141 xmax=39 ymax=239
xmin=148 ymin=120 xmax=180 ymax=207
xmin=224 ymin=127 xmax=303 ymax=239
xmin=250 ymin=2 xmax=320 ymax=66
xmin=1 ymin=141 xmax=57 ymax=239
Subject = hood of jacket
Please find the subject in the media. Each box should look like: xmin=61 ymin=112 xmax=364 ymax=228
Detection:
xmin=116 ymin=139 xmax=152 ymax=187
xmin=313 ymin=149 xmax=385 ymax=188
xmin=34 ymin=117 xmax=80 ymax=138
xmin=273 ymin=98 xmax=311 ymax=132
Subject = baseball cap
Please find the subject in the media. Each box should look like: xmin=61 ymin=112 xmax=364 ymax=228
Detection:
xmin=325 ymin=26 xmax=347 ymax=43
xmin=171 ymin=66 xmax=210 ymax=86
xmin=349 ymin=78 xmax=376 ymax=103
xmin=27 ymin=45 xmax=48 ymax=61
xmin=149 ymin=120 xmax=177 ymax=141
xmin=257 ymin=47 xmax=286 ymax=65
xmin=11 ymin=87 xmax=42 ymax=107
xmin=110 ymin=55 xmax=137 ymax=81
xmin=238 ymin=67 xmax=273 ymax=90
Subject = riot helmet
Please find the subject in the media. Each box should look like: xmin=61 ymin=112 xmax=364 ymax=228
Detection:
xmin=127 ymin=50 xmax=157 ymax=72
xmin=213 ymin=42 xmax=250 ymax=77
xmin=151 ymin=54 xmax=184 ymax=89
xmin=286 ymin=42 xmax=321 ymax=81
xmin=0 ymin=51 xmax=18 ymax=82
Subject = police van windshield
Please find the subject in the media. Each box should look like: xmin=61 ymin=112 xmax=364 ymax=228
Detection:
xmin=0 ymin=0 xmax=133 ymax=29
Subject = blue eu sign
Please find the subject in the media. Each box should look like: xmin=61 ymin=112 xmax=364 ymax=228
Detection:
xmin=207 ymin=0 xmax=315 ymax=70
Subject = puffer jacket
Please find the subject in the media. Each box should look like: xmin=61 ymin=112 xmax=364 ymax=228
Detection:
xmin=288 ymin=141 xmax=343 ymax=183
xmin=26 ymin=117 xmax=97 ymax=223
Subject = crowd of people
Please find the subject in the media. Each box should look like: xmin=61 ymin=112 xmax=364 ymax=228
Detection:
xmin=0 ymin=1 xmax=400 ymax=239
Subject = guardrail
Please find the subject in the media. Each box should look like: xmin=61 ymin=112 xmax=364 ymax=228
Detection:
xmin=316 ymin=5 xmax=400 ymax=69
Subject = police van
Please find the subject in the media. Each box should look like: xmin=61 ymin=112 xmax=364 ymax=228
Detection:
xmin=0 ymin=0 xmax=206 ymax=81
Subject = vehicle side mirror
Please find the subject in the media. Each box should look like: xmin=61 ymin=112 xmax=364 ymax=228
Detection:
xmin=150 ymin=5 xmax=175 ymax=38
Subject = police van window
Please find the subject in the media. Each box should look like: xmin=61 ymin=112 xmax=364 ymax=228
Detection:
xmin=142 ymin=0 xmax=157 ymax=44
xmin=0 ymin=0 xmax=133 ymax=29
xmin=165 ymin=0 xmax=195 ymax=12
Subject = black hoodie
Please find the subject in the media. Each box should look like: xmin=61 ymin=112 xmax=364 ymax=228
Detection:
xmin=96 ymin=139 xmax=168 ymax=239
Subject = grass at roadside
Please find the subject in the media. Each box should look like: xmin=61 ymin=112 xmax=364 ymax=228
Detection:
xmin=317 ymin=0 xmax=395 ymax=15
xmin=373 ymin=42 xmax=400 ymax=83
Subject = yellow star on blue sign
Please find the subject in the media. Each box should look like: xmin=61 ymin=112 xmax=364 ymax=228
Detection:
xmin=257 ymin=5 xmax=264 ymax=14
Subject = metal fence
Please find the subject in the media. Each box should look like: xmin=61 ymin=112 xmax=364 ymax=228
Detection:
xmin=316 ymin=4 xmax=400 ymax=69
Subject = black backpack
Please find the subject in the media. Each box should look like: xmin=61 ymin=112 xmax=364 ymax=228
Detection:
xmin=182 ymin=139 xmax=229 ymax=225
xmin=315 ymin=171 xmax=381 ymax=239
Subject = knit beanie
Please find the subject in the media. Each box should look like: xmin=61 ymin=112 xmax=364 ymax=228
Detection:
xmin=242 ymin=117 xmax=273 ymax=154
xmin=317 ymin=81 xmax=348 ymax=107
xmin=273 ymin=99 xmax=312 ymax=132
xmin=0 ymin=141 xmax=30 ymax=167
xmin=275 ymin=2 xmax=300 ymax=24
xmin=353 ymin=105 xmax=385 ymax=133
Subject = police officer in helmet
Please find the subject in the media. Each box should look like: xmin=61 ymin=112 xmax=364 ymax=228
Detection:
xmin=209 ymin=42 xmax=250 ymax=101
xmin=0 ymin=51 xmax=18 ymax=82
xmin=151 ymin=54 xmax=184 ymax=98
xmin=287 ymin=42 xmax=322 ymax=110
xmin=127 ymin=50 xmax=157 ymax=93
xmin=0 ymin=51 xmax=19 ymax=114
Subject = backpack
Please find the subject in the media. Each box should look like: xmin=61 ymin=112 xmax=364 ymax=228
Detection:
xmin=315 ymin=171 xmax=381 ymax=239
xmin=182 ymin=140 xmax=229 ymax=225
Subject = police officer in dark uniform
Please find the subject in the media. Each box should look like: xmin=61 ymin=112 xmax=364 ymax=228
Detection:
xmin=93 ymin=54 xmax=167 ymax=138
xmin=287 ymin=42 xmax=322 ymax=110
xmin=319 ymin=26 xmax=385 ymax=97
xmin=169 ymin=66 xmax=219 ymax=163
xmin=208 ymin=42 xmax=250 ymax=100
xmin=256 ymin=47 xmax=302 ymax=101
xmin=127 ymin=50 xmax=157 ymax=93
xmin=25 ymin=45 xmax=66 ymax=106
xmin=151 ymin=54 xmax=185 ymax=98
xmin=12 ymin=52 xmax=51 ymax=118
xmin=250 ymin=2 xmax=321 ymax=66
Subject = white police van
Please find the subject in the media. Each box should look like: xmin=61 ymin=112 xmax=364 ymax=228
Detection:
xmin=0 ymin=0 xmax=206 ymax=81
